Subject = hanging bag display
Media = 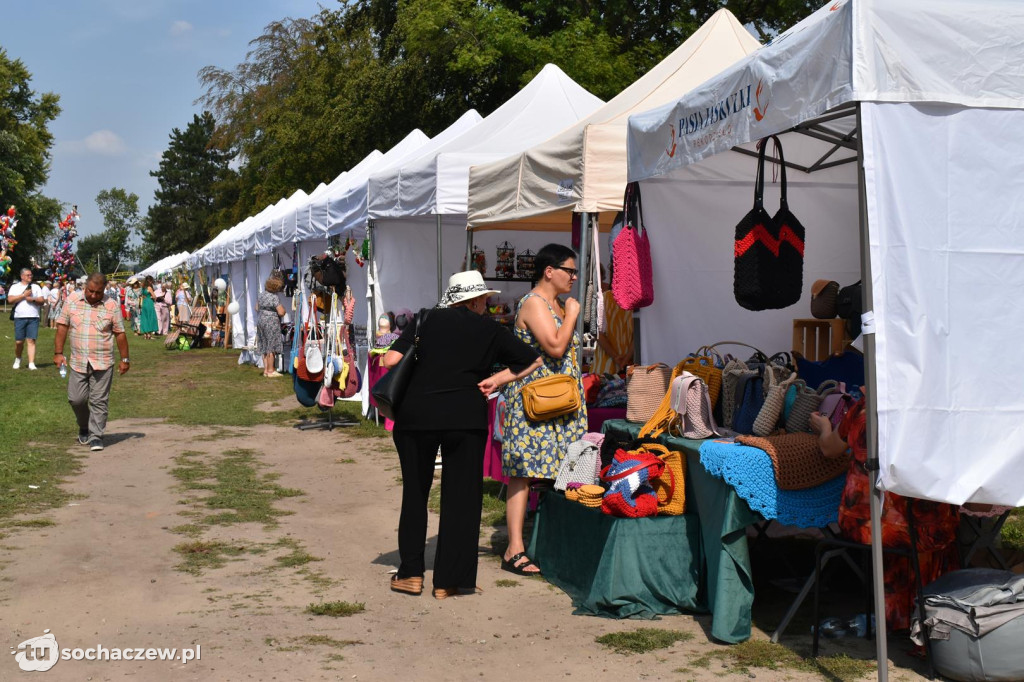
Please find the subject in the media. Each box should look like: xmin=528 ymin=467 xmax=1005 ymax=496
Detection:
xmin=734 ymin=136 xmax=805 ymax=310
xmin=296 ymin=296 xmax=325 ymax=382
xmin=371 ymin=309 xmax=430 ymax=421
xmin=611 ymin=181 xmax=654 ymax=310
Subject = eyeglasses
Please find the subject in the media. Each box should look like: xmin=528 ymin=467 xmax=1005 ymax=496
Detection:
xmin=554 ymin=266 xmax=578 ymax=278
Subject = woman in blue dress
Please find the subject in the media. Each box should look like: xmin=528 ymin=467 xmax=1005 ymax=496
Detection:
xmin=501 ymin=243 xmax=587 ymax=575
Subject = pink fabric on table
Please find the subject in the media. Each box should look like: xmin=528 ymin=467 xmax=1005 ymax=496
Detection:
xmin=587 ymin=406 xmax=627 ymax=434
xmin=484 ymin=398 xmax=508 ymax=483
xmin=367 ymin=355 xmax=389 ymax=409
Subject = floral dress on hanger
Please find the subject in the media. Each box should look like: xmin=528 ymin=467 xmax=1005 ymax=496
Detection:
xmin=501 ymin=293 xmax=587 ymax=479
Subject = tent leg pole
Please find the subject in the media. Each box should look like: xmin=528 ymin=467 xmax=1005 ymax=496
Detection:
xmin=436 ymin=214 xmax=443 ymax=302
xmin=367 ymin=221 xmax=376 ymax=350
xmin=576 ymin=212 xmax=590 ymax=342
xmin=465 ymin=229 xmax=474 ymax=278
xmin=856 ymin=103 xmax=888 ymax=682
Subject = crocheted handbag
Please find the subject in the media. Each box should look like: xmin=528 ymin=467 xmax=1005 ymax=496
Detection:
xmin=753 ymin=368 xmax=797 ymax=436
xmin=819 ymin=382 xmax=856 ymax=428
xmin=625 ymin=362 xmax=672 ymax=423
xmin=721 ymin=358 xmax=754 ymax=430
xmin=734 ymin=136 xmax=805 ymax=310
xmin=639 ymin=443 xmax=686 ymax=516
xmin=600 ymin=448 xmax=664 ymax=518
xmin=668 ymin=372 xmax=722 ymax=440
xmin=611 ymin=182 xmax=654 ymax=311
xmin=732 ymin=372 xmax=765 ymax=435
xmin=682 ymin=348 xmax=724 ymax=410
xmin=786 ymin=379 xmax=839 ymax=433
xmin=554 ymin=440 xmax=600 ymax=491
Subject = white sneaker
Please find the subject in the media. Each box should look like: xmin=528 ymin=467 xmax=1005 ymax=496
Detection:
xmin=12 ymin=358 xmax=20 ymax=369
xmin=28 ymin=363 xmax=38 ymax=370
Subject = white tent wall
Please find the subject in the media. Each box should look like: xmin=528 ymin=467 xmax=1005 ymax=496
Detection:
xmin=626 ymin=0 xmax=1024 ymax=509
xmin=228 ymin=260 xmax=248 ymax=349
xmin=243 ymin=255 xmax=261 ymax=347
xmin=862 ymin=102 xmax=1024 ymax=507
xmin=372 ymin=216 xmax=565 ymax=314
xmin=636 ymin=149 xmax=859 ymax=367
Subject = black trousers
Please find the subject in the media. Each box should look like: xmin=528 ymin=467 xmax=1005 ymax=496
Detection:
xmin=392 ymin=429 xmax=485 ymax=589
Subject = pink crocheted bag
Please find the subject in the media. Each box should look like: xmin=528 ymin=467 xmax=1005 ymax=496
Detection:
xmin=612 ymin=182 xmax=654 ymax=310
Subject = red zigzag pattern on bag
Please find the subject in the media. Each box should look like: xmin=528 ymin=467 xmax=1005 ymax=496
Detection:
xmin=734 ymin=224 xmax=805 ymax=258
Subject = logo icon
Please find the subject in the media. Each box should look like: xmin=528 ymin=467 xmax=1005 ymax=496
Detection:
xmin=831 ymin=1 xmax=842 ymax=10
xmin=753 ymin=80 xmax=770 ymax=122
xmin=666 ymin=123 xmax=677 ymax=158
xmin=11 ymin=630 xmax=60 ymax=672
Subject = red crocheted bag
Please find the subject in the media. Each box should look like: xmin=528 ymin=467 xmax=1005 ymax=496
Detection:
xmin=612 ymin=182 xmax=654 ymax=311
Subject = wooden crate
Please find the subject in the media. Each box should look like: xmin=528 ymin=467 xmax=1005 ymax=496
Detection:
xmin=792 ymin=319 xmax=847 ymax=361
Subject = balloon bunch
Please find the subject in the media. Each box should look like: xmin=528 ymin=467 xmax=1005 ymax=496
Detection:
xmin=0 ymin=206 xmax=17 ymax=278
xmin=47 ymin=207 xmax=80 ymax=285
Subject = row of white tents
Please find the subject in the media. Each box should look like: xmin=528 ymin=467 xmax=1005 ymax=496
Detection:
xmin=139 ymin=1 xmax=1023 ymax=674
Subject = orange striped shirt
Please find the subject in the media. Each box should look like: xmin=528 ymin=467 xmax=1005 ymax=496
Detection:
xmin=56 ymin=292 xmax=125 ymax=373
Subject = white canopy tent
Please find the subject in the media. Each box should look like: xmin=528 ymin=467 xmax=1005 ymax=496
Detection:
xmin=330 ymin=109 xmax=484 ymax=237
xmin=292 ymin=149 xmax=384 ymax=243
xmin=366 ymin=64 xmax=604 ymax=314
xmin=466 ymin=9 xmax=760 ymax=231
xmin=626 ymin=0 xmax=1024 ymax=674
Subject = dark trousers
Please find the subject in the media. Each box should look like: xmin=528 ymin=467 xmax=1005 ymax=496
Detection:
xmin=392 ymin=429 xmax=485 ymax=589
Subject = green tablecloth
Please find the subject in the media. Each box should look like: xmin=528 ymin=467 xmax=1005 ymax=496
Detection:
xmin=528 ymin=419 xmax=759 ymax=643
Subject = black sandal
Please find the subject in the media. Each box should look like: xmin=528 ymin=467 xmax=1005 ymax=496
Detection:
xmin=501 ymin=552 xmax=541 ymax=576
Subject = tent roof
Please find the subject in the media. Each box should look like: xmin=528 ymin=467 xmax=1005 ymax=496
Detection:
xmin=330 ymin=108 xmax=484 ymax=235
xmin=368 ymin=63 xmax=603 ymax=219
xmin=627 ymin=0 xmax=1024 ymax=183
xmin=467 ymin=9 xmax=760 ymax=231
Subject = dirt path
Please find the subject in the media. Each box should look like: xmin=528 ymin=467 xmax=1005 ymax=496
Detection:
xmin=2 ymin=417 xmax=916 ymax=681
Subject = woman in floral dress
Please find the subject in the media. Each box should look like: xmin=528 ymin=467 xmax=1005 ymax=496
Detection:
xmin=501 ymin=244 xmax=587 ymax=575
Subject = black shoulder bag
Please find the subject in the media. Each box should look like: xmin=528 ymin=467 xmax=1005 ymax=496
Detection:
xmin=371 ymin=308 xmax=430 ymax=421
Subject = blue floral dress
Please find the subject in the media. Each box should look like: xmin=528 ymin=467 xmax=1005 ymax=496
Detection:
xmin=501 ymin=293 xmax=588 ymax=478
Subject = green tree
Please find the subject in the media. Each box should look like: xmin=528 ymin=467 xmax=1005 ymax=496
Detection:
xmin=77 ymin=188 xmax=140 ymax=273
xmin=140 ymin=112 xmax=234 ymax=262
xmin=0 ymin=48 xmax=62 ymax=274
xmin=197 ymin=1 xmax=818 ymax=222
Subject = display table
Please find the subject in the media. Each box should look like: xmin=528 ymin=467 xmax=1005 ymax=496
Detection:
xmin=529 ymin=419 xmax=760 ymax=642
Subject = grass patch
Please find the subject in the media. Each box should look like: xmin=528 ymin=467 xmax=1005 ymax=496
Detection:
xmin=595 ymin=628 xmax=692 ymax=655
xmin=1002 ymin=510 xmax=1024 ymax=552
xmin=171 ymin=449 xmax=303 ymax=528
xmin=689 ymin=641 xmax=876 ymax=681
xmin=274 ymin=538 xmax=322 ymax=568
xmin=5 ymin=518 xmax=56 ymax=528
xmin=172 ymin=540 xmax=251 ymax=575
xmin=305 ymin=601 xmax=365 ymax=617
xmin=0 ymin=317 xmax=387 ymax=525
xmin=495 ymin=578 xmax=519 ymax=587
xmin=293 ymin=635 xmax=360 ymax=649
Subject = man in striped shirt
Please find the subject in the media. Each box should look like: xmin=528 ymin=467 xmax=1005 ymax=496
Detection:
xmin=54 ymin=272 xmax=130 ymax=452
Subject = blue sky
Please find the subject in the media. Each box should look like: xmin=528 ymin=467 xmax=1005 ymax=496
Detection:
xmin=5 ymin=0 xmax=330 ymax=251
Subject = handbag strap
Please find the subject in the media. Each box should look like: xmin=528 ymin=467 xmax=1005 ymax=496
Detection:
xmin=623 ymin=181 xmax=645 ymax=237
xmin=771 ymin=135 xmax=789 ymax=210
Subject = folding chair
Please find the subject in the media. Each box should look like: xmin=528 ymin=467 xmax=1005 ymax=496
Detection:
xmin=165 ymin=305 xmax=209 ymax=349
xmin=960 ymin=505 xmax=1013 ymax=570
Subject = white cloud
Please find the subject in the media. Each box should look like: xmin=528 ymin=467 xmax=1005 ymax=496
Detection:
xmin=169 ymin=20 xmax=193 ymax=37
xmin=83 ymin=130 xmax=128 ymax=156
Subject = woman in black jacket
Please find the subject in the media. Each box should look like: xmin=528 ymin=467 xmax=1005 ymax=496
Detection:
xmin=383 ymin=270 xmax=541 ymax=599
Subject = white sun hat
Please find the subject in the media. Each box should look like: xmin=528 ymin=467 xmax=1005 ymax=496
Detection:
xmin=438 ymin=270 xmax=500 ymax=308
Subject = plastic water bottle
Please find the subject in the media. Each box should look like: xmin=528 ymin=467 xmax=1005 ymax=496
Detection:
xmin=59 ymin=363 xmax=67 ymax=379
xmin=846 ymin=613 xmax=875 ymax=637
